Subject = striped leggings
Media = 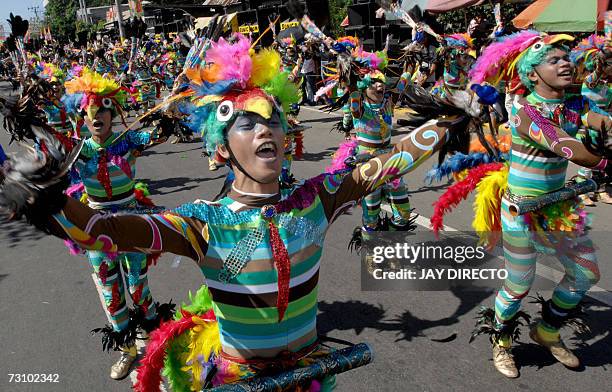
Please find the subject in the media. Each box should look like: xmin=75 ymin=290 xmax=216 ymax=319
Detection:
xmin=87 ymin=250 xmax=156 ymax=332
xmin=361 ymin=179 xmax=411 ymax=229
xmin=495 ymin=199 xmax=600 ymax=332
xmin=357 ymin=145 xmax=411 ymax=229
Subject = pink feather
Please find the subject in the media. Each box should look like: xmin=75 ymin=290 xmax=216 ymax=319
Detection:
xmin=66 ymin=182 xmax=84 ymax=197
xmin=134 ymin=312 xmax=196 ymax=392
xmin=430 ymin=163 xmax=504 ymax=235
xmin=469 ymin=30 xmax=540 ymax=85
xmin=314 ymin=80 xmax=337 ymax=102
xmin=326 ymin=138 xmax=358 ymax=174
xmin=205 ymin=34 xmax=252 ymax=87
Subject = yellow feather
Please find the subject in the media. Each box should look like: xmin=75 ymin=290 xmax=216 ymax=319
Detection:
xmin=64 ymin=68 xmax=120 ymax=95
xmin=184 ymin=316 xmax=221 ymax=391
xmin=472 ymin=165 xmax=509 ymax=246
xmin=251 ymin=48 xmax=281 ymax=87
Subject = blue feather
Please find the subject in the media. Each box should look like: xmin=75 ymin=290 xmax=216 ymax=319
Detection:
xmin=61 ymin=93 xmax=84 ymax=114
xmin=425 ymin=152 xmax=504 ymax=184
xmin=190 ymin=79 xmax=236 ymax=97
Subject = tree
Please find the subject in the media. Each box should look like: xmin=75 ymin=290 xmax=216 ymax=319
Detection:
xmin=45 ymin=0 xmax=79 ymax=40
xmin=328 ymin=0 xmax=352 ymax=38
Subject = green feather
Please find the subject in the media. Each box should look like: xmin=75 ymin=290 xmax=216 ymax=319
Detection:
xmin=162 ymin=332 xmax=192 ymax=392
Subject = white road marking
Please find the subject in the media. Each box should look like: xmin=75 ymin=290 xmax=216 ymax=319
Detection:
xmin=381 ymin=205 xmax=612 ymax=306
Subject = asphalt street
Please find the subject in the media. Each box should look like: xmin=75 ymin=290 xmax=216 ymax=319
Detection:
xmin=1 ymin=87 xmax=611 ymax=391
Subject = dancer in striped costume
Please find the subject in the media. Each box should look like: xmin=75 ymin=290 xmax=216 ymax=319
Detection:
xmin=570 ymin=35 xmax=612 ymax=205
xmin=468 ymin=31 xmax=612 ymax=378
xmin=61 ymin=68 xmax=173 ymax=380
xmin=431 ymin=34 xmax=475 ymax=100
xmin=0 ymin=34 xmax=462 ymax=391
xmin=334 ymin=45 xmax=414 ymax=237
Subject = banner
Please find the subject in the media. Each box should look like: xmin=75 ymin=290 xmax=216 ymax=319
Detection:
xmin=128 ymin=0 xmax=144 ymax=18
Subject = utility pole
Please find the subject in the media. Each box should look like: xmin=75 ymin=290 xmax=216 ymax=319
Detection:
xmin=115 ymin=0 xmax=125 ymax=40
xmin=27 ymin=6 xmax=41 ymax=38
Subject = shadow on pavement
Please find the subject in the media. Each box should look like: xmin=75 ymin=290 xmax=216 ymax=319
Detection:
xmin=299 ymin=116 xmax=343 ymax=124
xmin=318 ymin=288 xmax=493 ymax=343
xmin=140 ymin=175 xmax=225 ymax=195
xmin=300 ymin=148 xmax=336 ymax=163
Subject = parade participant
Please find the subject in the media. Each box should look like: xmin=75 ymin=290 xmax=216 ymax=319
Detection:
xmin=35 ymin=62 xmax=73 ymax=136
xmin=60 ymin=68 xmax=173 ymax=380
xmin=570 ymin=35 xmax=612 ymax=205
xmin=0 ymin=34 xmax=464 ymax=390
xmin=329 ymin=45 xmax=415 ymax=242
xmin=458 ymin=30 xmax=611 ymax=378
xmin=431 ymin=34 xmax=475 ymax=99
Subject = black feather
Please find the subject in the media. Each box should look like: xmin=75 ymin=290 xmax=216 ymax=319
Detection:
xmin=469 ymin=306 xmax=531 ymax=344
xmin=138 ymin=300 xmax=176 ymax=333
xmin=7 ymin=13 xmax=29 ymax=37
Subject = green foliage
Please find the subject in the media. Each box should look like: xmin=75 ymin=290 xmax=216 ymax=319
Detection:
xmin=328 ymin=0 xmax=352 ymax=38
xmin=436 ymin=2 xmax=528 ymax=33
xmin=44 ymin=0 xmax=79 ymax=40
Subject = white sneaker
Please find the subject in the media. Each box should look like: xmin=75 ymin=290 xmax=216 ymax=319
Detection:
xmin=109 ymin=348 xmax=137 ymax=380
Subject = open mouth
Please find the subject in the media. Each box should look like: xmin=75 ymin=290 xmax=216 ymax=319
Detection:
xmin=255 ymin=141 xmax=277 ymax=159
xmin=558 ymin=70 xmax=572 ymax=77
xmin=92 ymin=120 xmax=104 ymax=128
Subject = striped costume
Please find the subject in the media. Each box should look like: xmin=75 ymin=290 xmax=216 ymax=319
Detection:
xmin=343 ymin=91 xmax=412 ymax=230
xmin=75 ymin=130 xmax=158 ymax=335
xmin=497 ymin=92 xmax=610 ymax=340
xmin=49 ymin=122 xmax=451 ymax=389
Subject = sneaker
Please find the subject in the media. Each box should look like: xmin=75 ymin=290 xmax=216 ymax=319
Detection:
xmin=493 ymin=344 xmax=519 ymax=378
xmin=208 ymin=159 xmax=218 ymax=171
xmin=109 ymin=348 xmax=137 ymax=380
xmin=596 ymin=192 xmax=612 ymax=204
xmin=530 ymin=326 xmax=580 ymax=368
xmin=579 ymin=194 xmax=595 ymax=206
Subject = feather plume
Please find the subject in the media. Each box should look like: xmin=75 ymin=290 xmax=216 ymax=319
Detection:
xmin=134 ymin=315 xmax=196 ymax=392
xmin=425 ymin=152 xmax=495 ymax=184
xmin=251 ymin=48 xmax=281 ymax=87
xmin=262 ymin=72 xmax=301 ymax=113
xmin=184 ymin=318 xmax=221 ymax=390
xmin=162 ymin=332 xmax=192 ymax=392
xmin=469 ymin=30 xmax=540 ymax=86
xmin=430 ymin=162 xmax=504 ymax=234
xmin=314 ymin=80 xmax=337 ymax=102
xmin=326 ymin=138 xmax=357 ymax=174
xmin=205 ymin=35 xmax=252 ymax=87
xmin=472 ymin=165 xmax=508 ymax=247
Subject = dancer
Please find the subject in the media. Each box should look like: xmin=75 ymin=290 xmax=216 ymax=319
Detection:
xmin=452 ymin=30 xmax=612 ymax=378
xmin=570 ymin=35 xmax=612 ymax=205
xmin=431 ymin=33 xmax=475 ymax=99
xmin=328 ymin=44 xmax=415 ymax=244
xmin=61 ymin=68 xmax=173 ymax=380
xmin=0 ymin=34 xmax=465 ymax=390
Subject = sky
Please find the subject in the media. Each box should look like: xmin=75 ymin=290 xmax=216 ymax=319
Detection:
xmin=1 ymin=0 xmax=45 ymax=33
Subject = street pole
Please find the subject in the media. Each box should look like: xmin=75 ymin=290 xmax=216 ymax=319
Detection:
xmin=115 ymin=0 xmax=125 ymax=40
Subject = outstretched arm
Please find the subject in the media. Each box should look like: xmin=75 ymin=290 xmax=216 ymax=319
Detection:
xmin=320 ymin=120 xmax=449 ymax=220
xmin=48 ymin=197 xmax=208 ymax=261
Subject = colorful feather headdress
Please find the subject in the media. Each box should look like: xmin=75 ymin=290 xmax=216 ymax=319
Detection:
xmin=333 ymin=36 xmax=360 ymax=53
xmin=570 ymin=34 xmax=607 ymax=71
xmin=353 ymin=46 xmax=388 ymax=72
xmin=445 ymin=33 xmax=476 ymax=58
xmin=63 ymin=68 xmax=128 ymax=122
xmin=181 ymin=34 xmax=300 ymax=155
xmin=35 ymin=62 xmax=65 ymax=84
xmin=469 ymin=30 xmax=574 ymax=90
xmin=445 ymin=33 xmax=473 ymax=49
